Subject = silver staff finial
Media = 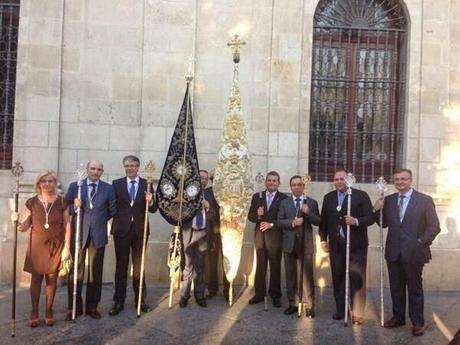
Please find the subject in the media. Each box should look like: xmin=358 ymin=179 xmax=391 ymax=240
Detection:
xmin=11 ymin=161 xmax=24 ymax=179
xmin=375 ymin=176 xmax=387 ymax=196
xmin=344 ymin=173 xmax=356 ymax=189
xmin=76 ymin=163 xmax=86 ymax=186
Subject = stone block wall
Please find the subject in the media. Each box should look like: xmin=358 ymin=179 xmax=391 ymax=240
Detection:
xmin=0 ymin=0 xmax=458 ymax=290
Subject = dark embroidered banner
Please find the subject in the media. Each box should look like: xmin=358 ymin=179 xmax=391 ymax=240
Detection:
xmin=156 ymin=83 xmax=202 ymax=226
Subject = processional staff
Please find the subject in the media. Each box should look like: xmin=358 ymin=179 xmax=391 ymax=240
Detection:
xmin=344 ymin=172 xmax=356 ymax=327
xmin=254 ymin=171 xmax=267 ymax=311
xmin=72 ymin=164 xmax=86 ymax=320
xmin=298 ymin=173 xmax=311 ymax=318
xmin=11 ymin=161 xmax=24 ymax=337
xmin=167 ymin=65 xmax=194 ymax=309
xmin=375 ymin=176 xmax=387 ymax=327
xmin=137 ymin=161 xmax=155 ymax=317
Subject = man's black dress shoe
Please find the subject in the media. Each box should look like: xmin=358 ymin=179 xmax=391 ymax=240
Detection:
xmin=196 ymin=299 xmax=207 ymax=307
xmin=65 ymin=309 xmax=82 ymax=321
xmin=179 ymin=297 xmax=188 ymax=308
xmin=412 ymin=325 xmax=426 ymax=336
xmin=272 ymin=298 xmax=282 ymax=308
xmin=384 ymin=316 xmax=406 ymax=328
xmin=305 ymin=308 xmax=315 ymax=318
xmin=86 ymin=309 xmax=102 ymax=319
xmin=248 ymin=295 xmax=265 ymax=304
xmin=206 ymin=291 xmax=216 ymax=299
xmin=284 ymin=305 xmax=298 ymax=315
xmin=140 ymin=302 xmax=151 ymax=313
xmin=332 ymin=312 xmax=344 ymax=320
xmin=109 ymin=303 xmax=124 ymax=316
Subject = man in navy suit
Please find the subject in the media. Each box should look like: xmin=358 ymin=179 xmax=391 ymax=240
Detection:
xmin=247 ymin=171 xmax=287 ymax=307
xmin=65 ymin=160 xmax=117 ymax=320
xmin=278 ymin=175 xmax=320 ymax=317
xmin=319 ymin=169 xmax=374 ymax=325
xmin=109 ymin=155 xmax=157 ymax=316
xmin=374 ymin=168 xmax=440 ymax=336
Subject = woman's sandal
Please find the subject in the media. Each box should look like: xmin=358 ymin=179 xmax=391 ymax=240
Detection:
xmin=28 ymin=317 xmax=39 ymax=328
xmin=45 ymin=317 xmax=55 ymax=326
xmin=45 ymin=311 xmax=55 ymax=326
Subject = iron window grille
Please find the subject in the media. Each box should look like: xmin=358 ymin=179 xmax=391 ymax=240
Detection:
xmin=0 ymin=0 xmax=19 ymax=169
xmin=308 ymin=0 xmax=408 ymax=183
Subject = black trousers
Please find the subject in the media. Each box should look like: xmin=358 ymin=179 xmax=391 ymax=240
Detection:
xmin=113 ymin=228 xmax=147 ymax=305
xmin=254 ymin=229 xmax=282 ymax=299
xmin=329 ymin=240 xmax=367 ymax=317
xmin=67 ymin=237 xmax=105 ymax=311
xmin=284 ymin=237 xmax=314 ymax=308
xmin=387 ymin=255 xmax=425 ymax=326
xmin=205 ymin=233 xmax=229 ymax=295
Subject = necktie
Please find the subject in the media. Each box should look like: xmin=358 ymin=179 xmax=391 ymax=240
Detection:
xmin=338 ymin=192 xmax=346 ymax=208
xmin=129 ymin=180 xmax=136 ymax=202
xmin=90 ymin=183 xmax=97 ymax=199
xmin=295 ymin=197 xmax=301 ymax=210
xmin=195 ymin=209 xmax=204 ymax=228
xmin=398 ymin=194 xmax=406 ymax=221
xmin=267 ymin=192 xmax=273 ymax=210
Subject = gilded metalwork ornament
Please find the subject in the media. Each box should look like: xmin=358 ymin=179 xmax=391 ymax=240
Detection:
xmin=214 ymin=35 xmax=253 ymax=291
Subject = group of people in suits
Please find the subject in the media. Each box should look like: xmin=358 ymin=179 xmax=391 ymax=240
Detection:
xmin=15 ymin=155 xmax=157 ymax=327
xmin=247 ymin=168 xmax=440 ymax=337
xmin=16 ymin=161 xmax=440 ymax=337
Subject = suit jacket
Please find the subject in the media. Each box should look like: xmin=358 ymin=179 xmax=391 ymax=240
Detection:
xmin=379 ymin=190 xmax=440 ymax=264
xmin=319 ymin=188 xmax=374 ymax=253
xmin=111 ymin=177 xmax=158 ymax=238
xmin=248 ymin=190 xmax=288 ymax=248
xmin=204 ymin=187 xmax=220 ymax=234
xmin=278 ymin=196 xmax=320 ymax=254
xmin=66 ymin=179 xmax=117 ymax=249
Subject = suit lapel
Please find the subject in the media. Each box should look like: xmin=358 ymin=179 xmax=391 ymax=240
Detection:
xmin=120 ymin=178 xmax=131 ymax=205
xmin=81 ymin=178 xmax=88 ymax=205
xmin=401 ymin=190 xmax=418 ymax=223
xmin=134 ymin=178 xmax=145 ymax=205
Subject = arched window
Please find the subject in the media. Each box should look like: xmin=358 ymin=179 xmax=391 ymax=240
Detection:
xmin=0 ymin=1 xmax=19 ymax=169
xmin=308 ymin=0 xmax=408 ymax=183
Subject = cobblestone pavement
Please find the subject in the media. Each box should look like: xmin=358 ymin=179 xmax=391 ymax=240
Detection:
xmin=0 ymin=284 xmax=458 ymax=345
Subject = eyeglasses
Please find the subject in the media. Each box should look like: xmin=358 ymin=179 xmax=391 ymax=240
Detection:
xmin=394 ymin=177 xmax=410 ymax=182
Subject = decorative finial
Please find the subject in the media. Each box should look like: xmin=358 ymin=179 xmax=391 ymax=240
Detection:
xmin=76 ymin=163 xmax=86 ymax=187
xmin=302 ymin=172 xmax=311 ymax=195
xmin=145 ymin=160 xmax=155 ymax=184
xmin=185 ymin=54 xmax=195 ymax=83
xmin=375 ymin=176 xmax=387 ymax=196
xmin=344 ymin=173 xmax=356 ymax=189
xmin=227 ymin=34 xmax=246 ymax=64
xmin=11 ymin=161 xmax=24 ymax=179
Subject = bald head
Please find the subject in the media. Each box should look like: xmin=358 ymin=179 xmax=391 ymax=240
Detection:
xmin=86 ymin=160 xmax=104 ymax=182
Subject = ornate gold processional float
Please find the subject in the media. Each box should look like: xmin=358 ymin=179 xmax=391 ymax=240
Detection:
xmin=213 ymin=35 xmax=253 ymax=306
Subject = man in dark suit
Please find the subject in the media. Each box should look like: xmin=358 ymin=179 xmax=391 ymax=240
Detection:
xmin=179 ymin=169 xmax=210 ymax=308
xmin=65 ymin=160 xmax=117 ymax=320
xmin=374 ymin=168 xmax=440 ymax=336
xmin=204 ymin=171 xmax=229 ymax=300
xmin=247 ymin=171 xmax=287 ymax=307
xmin=109 ymin=155 xmax=157 ymax=316
xmin=319 ymin=169 xmax=374 ymax=325
xmin=278 ymin=175 xmax=320 ymax=317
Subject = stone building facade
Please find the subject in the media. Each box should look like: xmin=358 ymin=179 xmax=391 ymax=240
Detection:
xmin=0 ymin=0 xmax=459 ymax=291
